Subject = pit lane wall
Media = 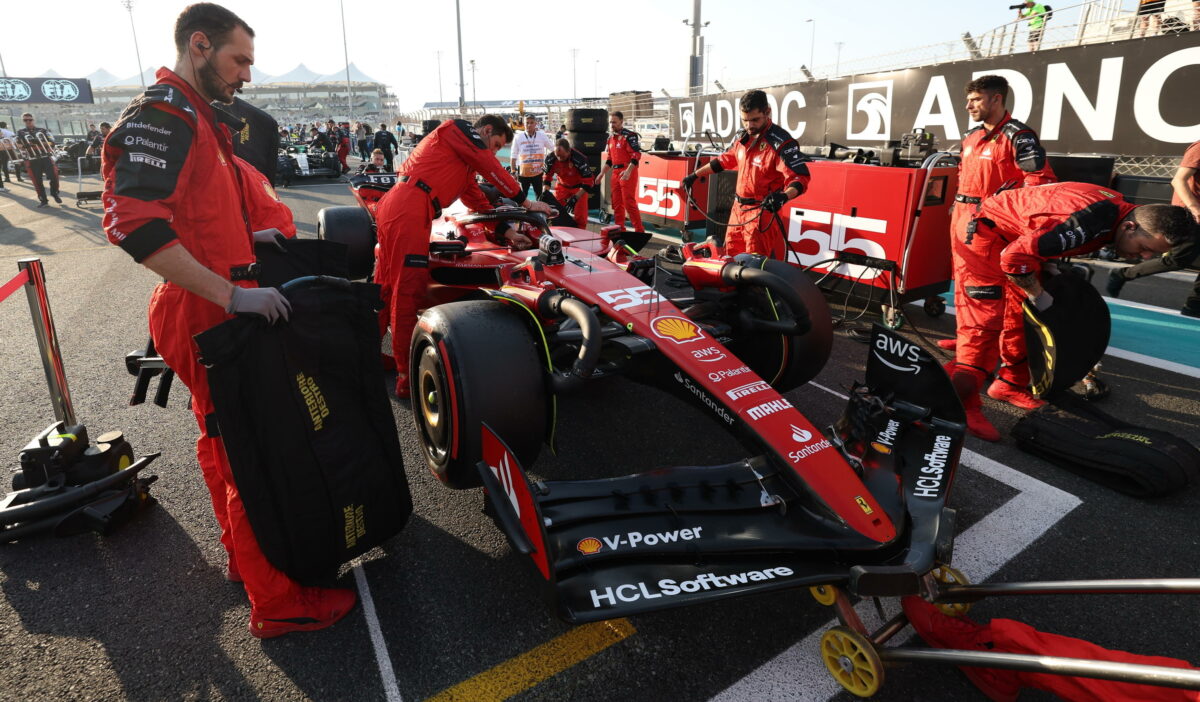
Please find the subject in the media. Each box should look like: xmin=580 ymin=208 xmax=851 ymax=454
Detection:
xmin=669 ymin=33 xmax=1200 ymax=158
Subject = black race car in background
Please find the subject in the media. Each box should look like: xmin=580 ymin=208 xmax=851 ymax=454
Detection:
xmin=275 ymin=144 xmax=341 ymax=186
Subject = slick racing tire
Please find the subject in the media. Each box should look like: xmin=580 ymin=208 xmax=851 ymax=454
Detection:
xmin=322 ymin=154 xmax=342 ymax=178
xmin=565 ymin=108 xmax=608 ymax=132
xmin=411 ymin=301 xmax=546 ymax=489
xmin=724 ymin=257 xmax=833 ymax=392
xmin=568 ymin=131 xmax=607 ymax=155
xmin=317 ymin=206 xmax=376 ymax=280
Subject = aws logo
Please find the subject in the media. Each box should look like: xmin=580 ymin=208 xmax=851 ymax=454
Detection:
xmin=872 ymin=334 xmax=922 ymax=374
xmin=848 ymin=80 xmax=893 ymax=141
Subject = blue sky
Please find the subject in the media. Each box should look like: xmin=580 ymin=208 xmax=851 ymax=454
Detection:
xmin=0 ymin=1 xmax=1139 ymax=110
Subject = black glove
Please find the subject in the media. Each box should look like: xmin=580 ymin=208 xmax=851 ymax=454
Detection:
xmin=681 ymin=173 xmax=697 ymax=190
xmin=761 ymin=190 xmax=789 ymax=213
xmin=226 ymin=286 xmax=291 ymax=323
xmin=1105 ymin=268 xmax=1127 ymax=298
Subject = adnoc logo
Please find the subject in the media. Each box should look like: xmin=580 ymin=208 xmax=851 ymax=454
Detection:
xmin=848 ymin=80 xmax=893 ymax=141
xmin=0 ymin=79 xmax=32 ymax=102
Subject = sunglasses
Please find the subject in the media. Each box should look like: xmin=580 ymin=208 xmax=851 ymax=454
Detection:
xmin=23 ymin=118 xmax=34 ymax=122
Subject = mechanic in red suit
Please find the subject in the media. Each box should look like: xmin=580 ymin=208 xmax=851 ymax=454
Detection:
xmin=951 ymin=182 xmax=1194 ymax=440
xmin=327 ymin=119 xmax=350 ymax=174
xmin=596 ymin=111 xmax=645 ymax=233
xmin=946 ymin=75 xmax=1057 ymax=439
xmin=543 ymin=138 xmax=595 ymax=228
xmin=679 ymin=89 xmax=811 ymax=259
xmin=103 ymin=4 xmax=355 ymax=638
xmin=374 ymin=115 xmax=553 ymax=398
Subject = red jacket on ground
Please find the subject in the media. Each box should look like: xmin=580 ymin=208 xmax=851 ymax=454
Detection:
xmin=958 ymin=112 xmax=1056 ymax=199
xmin=977 ymin=182 xmax=1139 ymax=275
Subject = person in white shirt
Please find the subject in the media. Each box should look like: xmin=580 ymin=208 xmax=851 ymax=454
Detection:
xmin=509 ymin=114 xmax=554 ymax=199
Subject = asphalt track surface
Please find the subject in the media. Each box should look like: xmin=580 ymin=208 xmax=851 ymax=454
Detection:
xmin=1 ymin=170 xmax=1197 ymax=702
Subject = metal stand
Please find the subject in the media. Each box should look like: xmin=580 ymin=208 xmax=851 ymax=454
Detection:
xmin=17 ymin=258 xmax=75 ymax=425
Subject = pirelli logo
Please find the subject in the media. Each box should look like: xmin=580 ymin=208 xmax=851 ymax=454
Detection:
xmin=128 ymin=152 xmax=166 ymax=169
xmin=296 ymin=372 xmax=330 ymax=431
xmin=343 ymin=504 xmax=366 ymax=549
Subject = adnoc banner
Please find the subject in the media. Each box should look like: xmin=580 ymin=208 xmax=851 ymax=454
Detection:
xmin=671 ymin=32 xmax=1200 ymax=157
xmin=0 ymin=77 xmax=95 ymax=104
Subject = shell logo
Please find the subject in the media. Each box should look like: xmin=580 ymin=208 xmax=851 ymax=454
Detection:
xmin=870 ymin=442 xmax=893 ymax=455
xmin=576 ymin=537 xmax=603 ymax=555
xmin=651 ymin=316 xmax=701 ymax=344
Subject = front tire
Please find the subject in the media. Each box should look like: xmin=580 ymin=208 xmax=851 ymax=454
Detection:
xmin=411 ymin=301 xmax=546 ymax=489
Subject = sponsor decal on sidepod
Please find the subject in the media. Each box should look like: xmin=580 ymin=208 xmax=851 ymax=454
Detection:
xmin=673 ymin=373 xmax=735 ymax=425
xmin=576 ymin=527 xmax=703 ymax=555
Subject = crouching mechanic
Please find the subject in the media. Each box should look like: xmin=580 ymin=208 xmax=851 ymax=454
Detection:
xmin=949 ymin=181 xmax=1196 ymax=440
xmin=103 ymin=3 xmax=355 ymax=638
xmin=679 ymin=89 xmax=811 ymax=258
xmin=374 ymin=114 xmax=553 ymax=398
xmin=542 ymin=138 xmax=595 ymax=228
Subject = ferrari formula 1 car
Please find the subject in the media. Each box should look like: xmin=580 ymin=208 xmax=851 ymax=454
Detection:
xmin=317 ymin=174 xmax=968 ymax=625
xmin=276 ymin=144 xmax=341 ymax=186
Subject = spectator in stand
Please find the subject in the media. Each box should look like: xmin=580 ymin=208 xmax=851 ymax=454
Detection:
xmin=374 ymin=123 xmax=399 ymax=171
xmin=1106 ymin=139 xmax=1200 ymax=318
xmin=357 ymin=149 xmax=390 ymax=175
xmin=1017 ymin=1 xmax=1049 ymax=51
xmin=510 ymin=115 xmax=554 ymax=199
xmin=85 ymin=122 xmax=112 ymax=158
xmin=355 ymin=122 xmax=370 ymax=161
xmin=0 ymin=121 xmax=18 ymax=188
xmin=1136 ymin=0 xmax=1165 ymax=36
xmin=16 ymin=113 xmax=62 ymax=207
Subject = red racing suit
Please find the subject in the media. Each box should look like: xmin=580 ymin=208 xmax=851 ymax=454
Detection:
xmin=103 ymin=68 xmax=307 ymax=619
xmin=711 ymin=121 xmax=811 ymax=258
xmin=952 ymin=112 xmax=1055 ymax=385
xmin=236 ymin=155 xmax=296 ymax=238
xmin=543 ymin=148 xmax=595 ymax=228
xmin=956 ymin=182 xmax=1136 ymax=381
xmin=605 ymin=128 xmax=644 ymax=232
xmin=374 ymin=119 xmax=524 ymax=373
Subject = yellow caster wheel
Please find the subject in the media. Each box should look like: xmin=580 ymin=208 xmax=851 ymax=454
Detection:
xmin=820 ymin=626 xmax=884 ymax=698
xmin=931 ymin=565 xmax=972 ymax=617
xmin=810 ymin=584 xmax=839 ymax=606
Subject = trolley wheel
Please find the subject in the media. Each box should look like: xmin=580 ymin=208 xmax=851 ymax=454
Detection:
xmin=881 ymin=304 xmax=904 ymax=330
xmin=923 ymin=296 xmax=946 ymax=318
xmin=820 ymin=626 xmax=884 ymax=698
xmin=810 ymin=584 xmax=839 ymax=606
xmin=931 ymin=565 xmax=972 ymax=617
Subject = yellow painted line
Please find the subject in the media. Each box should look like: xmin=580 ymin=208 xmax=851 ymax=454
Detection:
xmin=426 ymin=618 xmax=636 ymax=702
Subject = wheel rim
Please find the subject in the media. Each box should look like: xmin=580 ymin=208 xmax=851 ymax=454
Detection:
xmin=931 ymin=565 xmax=972 ymax=616
xmin=415 ymin=342 xmax=450 ymax=467
xmin=810 ymin=584 xmax=838 ymax=606
xmin=819 ymin=627 xmax=884 ymax=698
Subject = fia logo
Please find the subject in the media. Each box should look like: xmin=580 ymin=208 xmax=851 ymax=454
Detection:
xmin=847 ymin=80 xmax=893 ymax=141
xmin=678 ymin=102 xmax=696 ymax=138
xmin=0 ymin=78 xmax=32 ymax=102
xmin=41 ymin=80 xmax=80 ymax=102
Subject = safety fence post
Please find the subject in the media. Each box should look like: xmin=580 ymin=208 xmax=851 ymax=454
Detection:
xmin=16 ymin=258 xmax=76 ymax=425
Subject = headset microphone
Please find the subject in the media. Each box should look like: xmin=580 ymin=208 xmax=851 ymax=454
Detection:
xmin=197 ymin=43 xmax=243 ymax=95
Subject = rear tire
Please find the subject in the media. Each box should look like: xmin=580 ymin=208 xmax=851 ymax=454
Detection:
xmin=411 ymin=301 xmax=546 ymax=489
xmin=317 ymin=206 xmax=376 ymax=280
xmin=724 ymin=257 xmax=833 ymax=392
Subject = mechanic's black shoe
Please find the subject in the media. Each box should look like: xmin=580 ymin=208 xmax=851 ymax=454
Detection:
xmin=37 ymin=200 xmax=49 ymax=208
xmin=53 ymin=194 xmax=62 ymax=204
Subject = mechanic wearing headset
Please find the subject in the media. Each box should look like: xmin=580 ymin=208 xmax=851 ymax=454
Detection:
xmin=679 ymin=89 xmax=811 ymax=259
xmin=373 ymin=114 xmax=553 ymax=398
xmin=596 ymin=111 xmax=646 ymax=234
xmin=950 ymin=182 xmax=1195 ymax=441
xmin=543 ymin=138 xmax=596 ymax=229
xmin=103 ymin=3 xmax=355 ymax=638
xmin=944 ymin=75 xmax=1056 ymax=439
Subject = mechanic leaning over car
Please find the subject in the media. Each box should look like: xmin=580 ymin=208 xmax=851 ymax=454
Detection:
xmin=951 ymin=182 xmax=1195 ymax=438
xmin=944 ymin=74 xmax=1056 ymax=441
xmin=596 ymin=111 xmax=646 ymax=234
xmin=102 ymin=2 xmax=356 ymax=639
xmin=373 ymin=114 xmax=554 ymax=398
xmin=543 ymin=138 xmax=596 ymax=229
xmin=679 ymin=89 xmax=812 ymax=259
